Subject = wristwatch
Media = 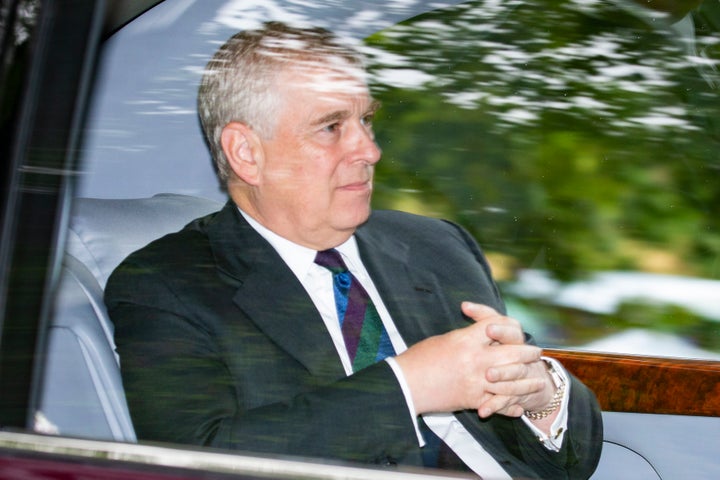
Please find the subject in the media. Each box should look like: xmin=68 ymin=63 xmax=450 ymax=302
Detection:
xmin=524 ymin=359 xmax=566 ymax=420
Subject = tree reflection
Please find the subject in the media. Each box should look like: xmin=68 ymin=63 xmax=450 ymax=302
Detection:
xmin=365 ymin=0 xmax=720 ymax=353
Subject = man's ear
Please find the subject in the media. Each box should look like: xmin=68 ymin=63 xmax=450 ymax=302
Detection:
xmin=221 ymin=121 xmax=263 ymax=185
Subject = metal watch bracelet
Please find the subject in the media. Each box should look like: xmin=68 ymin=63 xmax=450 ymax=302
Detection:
xmin=524 ymin=359 xmax=566 ymax=420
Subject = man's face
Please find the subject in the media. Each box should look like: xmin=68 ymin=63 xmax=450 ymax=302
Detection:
xmin=248 ymin=63 xmax=382 ymax=249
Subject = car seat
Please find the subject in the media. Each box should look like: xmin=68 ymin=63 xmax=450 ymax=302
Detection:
xmin=39 ymin=193 xmax=223 ymax=441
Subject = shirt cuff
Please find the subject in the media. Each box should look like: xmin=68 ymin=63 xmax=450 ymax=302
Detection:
xmin=521 ymin=356 xmax=570 ymax=451
xmin=385 ymin=357 xmax=426 ymax=446
xmin=386 ymin=355 xmax=570 ymax=451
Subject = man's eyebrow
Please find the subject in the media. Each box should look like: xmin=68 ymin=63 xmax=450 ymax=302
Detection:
xmin=310 ymin=100 xmax=382 ymax=127
xmin=367 ymin=99 xmax=382 ymax=115
xmin=311 ymin=110 xmax=351 ymax=127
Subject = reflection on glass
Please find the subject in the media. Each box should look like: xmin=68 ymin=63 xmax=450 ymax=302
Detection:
xmin=81 ymin=0 xmax=720 ymax=359
xmin=366 ymin=0 xmax=720 ymax=358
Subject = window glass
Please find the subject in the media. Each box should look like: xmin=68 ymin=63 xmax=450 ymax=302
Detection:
xmin=365 ymin=0 xmax=720 ymax=359
xmin=78 ymin=0 xmax=720 ymax=372
xmin=78 ymin=0 xmax=467 ymax=202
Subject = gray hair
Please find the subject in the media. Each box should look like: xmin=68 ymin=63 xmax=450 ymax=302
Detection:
xmin=198 ymin=22 xmax=366 ymax=184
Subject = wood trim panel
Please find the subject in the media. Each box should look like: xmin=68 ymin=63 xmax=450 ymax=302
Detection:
xmin=544 ymin=348 xmax=720 ymax=416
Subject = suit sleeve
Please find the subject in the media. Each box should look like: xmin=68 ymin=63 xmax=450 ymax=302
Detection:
xmin=446 ymin=220 xmax=604 ymax=478
xmin=107 ymin=264 xmax=420 ymax=466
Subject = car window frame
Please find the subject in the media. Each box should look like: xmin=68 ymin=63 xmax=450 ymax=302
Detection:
xmin=0 ymin=0 xmax=105 ymax=430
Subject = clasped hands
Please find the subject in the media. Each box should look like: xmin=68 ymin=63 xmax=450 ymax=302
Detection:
xmin=396 ymin=302 xmax=555 ymax=422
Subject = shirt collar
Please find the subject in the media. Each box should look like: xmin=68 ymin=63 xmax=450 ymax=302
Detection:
xmin=238 ymin=208 xmax=361 ymax=279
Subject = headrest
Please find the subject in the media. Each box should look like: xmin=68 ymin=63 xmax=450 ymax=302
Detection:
xmin=66 ymin=194 xmax=224 ymax=288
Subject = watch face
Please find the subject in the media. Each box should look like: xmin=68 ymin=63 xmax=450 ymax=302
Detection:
xmin=544 ymin=360 xmax=565 ymax=389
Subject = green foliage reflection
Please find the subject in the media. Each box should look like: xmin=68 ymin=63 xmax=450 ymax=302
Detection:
xmin=365 ymin=0 xmax=720 ymax=353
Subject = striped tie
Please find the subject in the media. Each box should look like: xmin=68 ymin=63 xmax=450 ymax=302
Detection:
xmin=315 ymin=249 xmax=396 ymax=372
xmin=316 ymin=250 xmax=468 ymax=471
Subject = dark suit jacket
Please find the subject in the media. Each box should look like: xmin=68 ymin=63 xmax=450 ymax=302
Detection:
xmin=105 ymin=202 xmax=603 ymax=479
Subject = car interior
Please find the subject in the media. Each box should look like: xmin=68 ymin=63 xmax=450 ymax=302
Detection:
xmin=40 ymin=191 xmax=720 ymax=479
xmin=21 ymin=1 xmax=719 ymax=479
xmin=40 ymin=194 xmax=222 ymax=442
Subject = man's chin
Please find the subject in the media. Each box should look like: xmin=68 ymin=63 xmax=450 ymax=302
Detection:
xmin=335 ymin=207 xmax=372 ymax=232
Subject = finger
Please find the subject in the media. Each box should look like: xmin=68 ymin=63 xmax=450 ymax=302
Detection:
xmin=486 ymin=322 xmax=525 ymax=345
xmin=483 ymin=344 xmax=542 ymax=367
xmin=461 ymin=302 xmax=501 ymax=323
xmin=462 ymin=303 xmax=519 ymax=328
xmin=486 ymin=362 xmax=532 ymax=383
xmin=494 ymin=404 xmax=526 ymax=418
xmin=484 ymin=376 xmax=546 ymax=397
xmin=477 ymin=395 xmax=525 ymax=418
xmin=485 ymin=402 xmax=525 ymax=418
xmin=478 ymin=374 xmax=546 ymax=418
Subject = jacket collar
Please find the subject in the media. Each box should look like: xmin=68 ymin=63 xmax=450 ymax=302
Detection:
xmin=355 ymin=221 xmax=455 ymax=347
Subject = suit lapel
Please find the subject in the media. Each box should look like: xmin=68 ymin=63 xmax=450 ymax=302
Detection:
xmin=356 ymin=216 xmax=522 ymax=472
xmin=355 ymin=221 xmax=459 ymax=347
xmin=207 ymin=203 xmax=344 ymax=380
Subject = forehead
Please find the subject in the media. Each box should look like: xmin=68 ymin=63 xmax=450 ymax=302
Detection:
xmin=278 ymin=58 xmax=370 ymax=98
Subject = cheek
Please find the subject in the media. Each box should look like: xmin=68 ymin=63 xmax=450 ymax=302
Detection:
xmin=264 ymin=143 xmax=339 ymax=200
xmin=263 ymin=150 xmax=310 ymax=187
xmin=265 ymin=164 xmax=328 ymax=207
xmin=264 ymin=166 xmax=292 ymax=184
xmin=291 ymin=155 xmax=339 ymax=196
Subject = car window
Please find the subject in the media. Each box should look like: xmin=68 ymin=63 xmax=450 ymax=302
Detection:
xmin=3 ymin=1 xmax=715 ymax=477
xmin=363 ymin=0 xmax=720 ymax=360
xmin=78 ymin=0 xmax=720 ymax=360
xmin=77 ymin=0 xmax=468 ymax=203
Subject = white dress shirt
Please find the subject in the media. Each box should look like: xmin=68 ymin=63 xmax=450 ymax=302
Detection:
xmin=240 ymin=210 xmax=568 ymax=478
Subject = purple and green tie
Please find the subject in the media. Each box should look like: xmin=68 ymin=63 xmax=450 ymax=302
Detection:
xmin=315 ymin=249 xmax=467 ymax=471
xmin=314 ymin=249 xmax=396 ymax=372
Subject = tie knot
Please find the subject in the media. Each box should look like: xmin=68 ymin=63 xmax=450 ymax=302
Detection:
xmin=315 ymin=248 xmax=348 ymax=274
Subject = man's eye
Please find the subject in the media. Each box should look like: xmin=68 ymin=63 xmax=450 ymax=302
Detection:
xmin=323 ymin=123 xmax=340 ymax=133
xmin=361 ymin=114 xmax=374 ymax=127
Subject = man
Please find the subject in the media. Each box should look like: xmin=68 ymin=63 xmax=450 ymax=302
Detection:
xmin=105 ymin=22 xmax=602 ymax=479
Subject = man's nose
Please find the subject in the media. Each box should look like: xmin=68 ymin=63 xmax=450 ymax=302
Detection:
xmin=350 ymin=123 xmax=381 ymax=165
